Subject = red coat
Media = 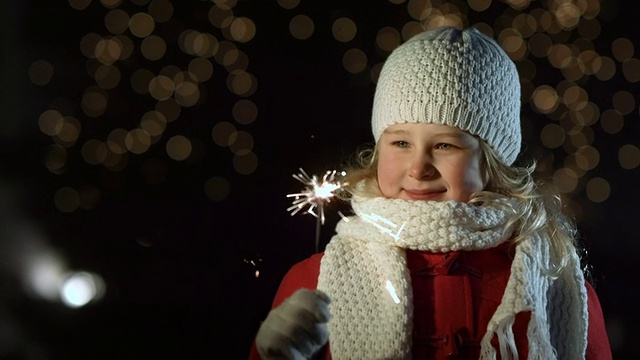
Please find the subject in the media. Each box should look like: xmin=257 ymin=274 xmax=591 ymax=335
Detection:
xmin=249 ymin=245 xmax=612 ymax=359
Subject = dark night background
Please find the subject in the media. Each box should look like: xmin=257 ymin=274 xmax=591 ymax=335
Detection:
xmin=1 ymin=0 xmax=639 ymax=359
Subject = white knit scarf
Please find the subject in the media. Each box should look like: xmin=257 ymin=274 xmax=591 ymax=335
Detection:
xmin=317 ymin=195 xmax=588 ymax=360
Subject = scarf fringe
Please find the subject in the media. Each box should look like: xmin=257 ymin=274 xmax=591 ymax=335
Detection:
xmin=480 ymin=315 xmax=518 ymax=360
xmin=480 ymin=311 xmax=562 ymax=360
xmin=527 ymin=311 xmax=557 ymax=360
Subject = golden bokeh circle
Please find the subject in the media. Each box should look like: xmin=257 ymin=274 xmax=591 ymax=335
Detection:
xmin=289 ymin=15 xmax=314 ymax=40
xmin=332 ymin=18 xmax=357 ymax=43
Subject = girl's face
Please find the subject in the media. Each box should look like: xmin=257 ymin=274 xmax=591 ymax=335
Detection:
xmin=376 ymin=123 xmax=486 ymax=202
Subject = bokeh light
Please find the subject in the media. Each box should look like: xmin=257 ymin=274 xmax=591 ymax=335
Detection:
xmin=166 ymin=135 xmax=192 ymax=161
xmin=148 ymin=0 xmax=173 ymax=22
xmin=39 ymin=110 xmax=64 ymax=136
xmin=101 ymin=0 xmax=123 ymax=9
xmin=233 ymin=150 xmax=258 ymax=175
xmin=208 ymin=4 xmax=234 ymax=29
xmin=376 ymin=27 xmax=402 ymax=52
xmin=105 ymin=9 xmax=130 ymax=35
xmin=94 ymin=64 xmax=121 ymax=89
xmin=189 ymin=57 xmax=214 ymax=82
xmin=141 ymin=35 xmax=167 ymax=61
xmin=342 ymin=49 xmax=368 ymax=74
xmin=553 ymin=167 xmax=579 ymax=193
xmin=227 ymin=70 xmax=257 ymax=96
xmin=618 ymin=144 xmax=640 ymax=170
xmin=24 ymin=252 xmax=67 ymax=301
xmin=289 ymin=15 xmax=314 ymax=40
xmin=230 ymin=17 xmax=256 ymax=43
xmin=54 ymin=116 xmax=82 ymax=147
xmin=232 ymin=99 xmax=258 ymax=125
xmin=82 ymin=88 xmax=108 ymax=117
xmin=68 ymin=0 xmax=91 ymax=11
xmin=174 ymin=81 xmax=200 ymax=107
xmin=277 ymin=0 xmax=300 ymax=9
xmin=212 ymin=121 xmax=237 ymax=147
xmin=55 ymin=186 xmax=80 ymax=213
xmin=532 ymin=85 xmax=559 ymax=114
xmin=125 ymin=129 xmax=152 ymax=154
xmin=45 ymin=145 xmax=68 ymax=174
xmin=228 ymin=131 xmax=254 ymax=154
xmin=332 ymin=18 xmax=357 ymax=43
xmin=60 ymin=272 xmax=106 ymax=308
xmin=129 ymin=12 xmax=155 ymax=38
xmin=81 ymin=139 xmax=108 ymax=165
xmin=540 ymin=123 xmax=565 ymax=149
xmin=28 ymin=60 xmax=54 ymax=86
xmin=586 ymin=177 xmax=611 ymax=203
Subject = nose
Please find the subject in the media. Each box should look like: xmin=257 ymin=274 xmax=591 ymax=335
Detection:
xmin=408 ymin=153 xmax=436 ymax=179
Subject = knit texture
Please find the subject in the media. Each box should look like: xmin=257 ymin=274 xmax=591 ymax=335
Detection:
xmin=371 ymin=26 xmax=522 ymax=165
xmin=317 ymin=195 xmax=588 ymax=359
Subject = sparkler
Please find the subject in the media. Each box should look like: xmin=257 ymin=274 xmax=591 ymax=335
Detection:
xmin=287 ymin=168 xmax=348 ymax=253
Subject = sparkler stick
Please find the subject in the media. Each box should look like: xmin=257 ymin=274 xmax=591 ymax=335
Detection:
xmin=286 ymin=168 xmax=347 ymax=253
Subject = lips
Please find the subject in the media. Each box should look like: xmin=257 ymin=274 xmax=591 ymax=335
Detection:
xmin=404 ymin=189 xmax=446 ymax=201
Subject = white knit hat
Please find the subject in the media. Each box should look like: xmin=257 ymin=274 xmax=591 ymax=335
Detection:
xmin=371 ymin=26 xmax=522 ymax=165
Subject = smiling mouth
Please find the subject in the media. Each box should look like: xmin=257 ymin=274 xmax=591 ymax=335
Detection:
xmin=404 ymin=189 xmax=446 ymax=201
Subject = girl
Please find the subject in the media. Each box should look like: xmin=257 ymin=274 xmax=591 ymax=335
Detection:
xmin=250 ymin=26 xmax=612 ymax=359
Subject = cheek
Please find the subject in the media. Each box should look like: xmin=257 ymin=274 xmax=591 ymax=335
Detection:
xmin=376 ymin=158 xmax=390 ymax=186
xmin=459 ymin=156 xmax=485 ymax=192
xmin=376 ymin=153 xmax=399 ymax=193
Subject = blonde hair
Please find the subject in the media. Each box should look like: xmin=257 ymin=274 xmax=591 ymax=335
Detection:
xmin=341 ymin=140 xmax=582 ymax=276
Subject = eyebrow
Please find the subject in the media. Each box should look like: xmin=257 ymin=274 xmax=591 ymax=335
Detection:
xmin=382 ymin=129 xmax=409 ymax=135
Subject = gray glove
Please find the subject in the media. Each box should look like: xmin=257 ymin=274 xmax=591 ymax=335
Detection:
xmin=256 ymin=289 xmax=331 ymax=360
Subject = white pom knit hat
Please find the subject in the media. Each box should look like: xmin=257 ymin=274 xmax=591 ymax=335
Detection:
xmin=371 ymin=26 xmax=522 ymax=165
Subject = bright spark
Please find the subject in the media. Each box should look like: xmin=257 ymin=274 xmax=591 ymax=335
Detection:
xmin=244 ymin=257 xmax=263 ymax=278
xmin=286 ymin=168 xmax=347 ymax=225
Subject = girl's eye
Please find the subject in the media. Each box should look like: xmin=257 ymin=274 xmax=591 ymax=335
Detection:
xmin=392 ymin=140 xmax=410 ymax=148
xmin=435 ymin=143 xmax=453 ymax=150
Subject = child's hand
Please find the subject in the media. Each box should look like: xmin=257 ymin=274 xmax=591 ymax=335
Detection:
xmin=256 ymin=289 xmax=331 ymax=360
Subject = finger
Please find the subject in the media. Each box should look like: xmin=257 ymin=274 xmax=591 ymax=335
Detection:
xmin=257 ymin=313 xmax=311 ymax=359
xmin=310 ymin=290 xmax=331 ymax=322
xmin=278 ymin=310 xmax=329 ymax=355
xmin=308 ymin=321 xmax=329 ymax=346
xmin=314 ymin=289 xmax=331 ymax=303
xmin=289 ymin=322 xmax=328 ymax=357
xmin=266 ymin=312 xmax=320 ymax=357
xmin=258 ymin=289 xmax=331 ymax=358
xmin=288 ymin=347 xmax=307 ymax=360
xmin=275 ymin=307 xmax=322 ymax=345
xmin=289 ymin=289 xmax=332 ymax=322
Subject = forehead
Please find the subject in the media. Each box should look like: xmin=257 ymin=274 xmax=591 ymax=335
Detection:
xmin=382 ymin=123 xmax=472 ymax=137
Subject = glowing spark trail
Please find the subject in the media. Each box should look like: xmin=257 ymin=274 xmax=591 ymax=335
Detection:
xmin=286 ymin=168 xmax=347 ymax=252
